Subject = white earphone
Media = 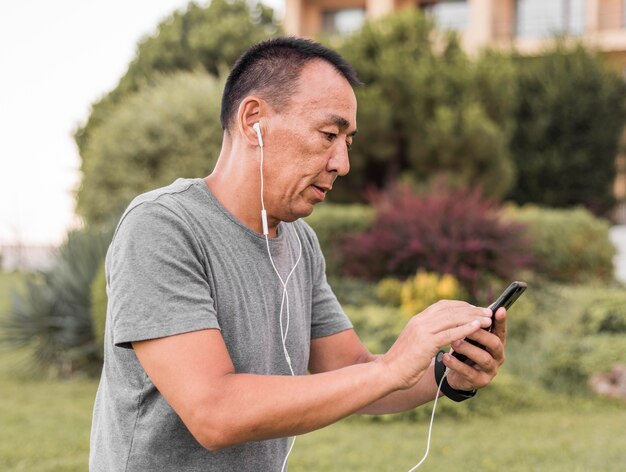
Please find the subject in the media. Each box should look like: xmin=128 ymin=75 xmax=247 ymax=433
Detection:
xmin=253 ymin=122 xmax=269 ymax=235
xmin=253 ymin=122 xmax=263 ymax=147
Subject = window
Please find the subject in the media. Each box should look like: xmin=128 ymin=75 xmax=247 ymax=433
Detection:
xmin=422 ymin=1 xmax=470 ymax=32
xmin=516 ymin=0 xmax=585 ymax=39
xmin=322 ymin=8 xmax=366 ymax=35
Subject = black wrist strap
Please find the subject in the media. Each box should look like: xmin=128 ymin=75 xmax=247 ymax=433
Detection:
xmin=434 ymin=350 xmax=476 ymax=402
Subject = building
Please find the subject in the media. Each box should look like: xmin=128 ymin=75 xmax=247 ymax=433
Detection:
xmin=285 ymin=0 xmax=626 ymax=221
xmin=285 ymin=1 xmax=626 ymax=71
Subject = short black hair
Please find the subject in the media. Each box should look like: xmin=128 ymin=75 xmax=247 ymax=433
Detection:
xmin=220 ymin=36 xmax=361 ymax=131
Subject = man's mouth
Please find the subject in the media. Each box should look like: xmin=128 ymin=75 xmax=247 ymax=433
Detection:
xmin=311 ymin=184 xmax=330 ymax=201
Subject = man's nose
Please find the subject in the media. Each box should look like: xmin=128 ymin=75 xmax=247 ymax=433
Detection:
xmin=327 ymin=142 xmax=350 ymax=176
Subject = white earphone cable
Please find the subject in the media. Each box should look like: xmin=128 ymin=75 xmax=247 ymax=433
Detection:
xmin=258 ymin=134 xmax=302 ymax=471
xmin=407 ymin=367 xmax=448 ymax=471
xmin=258 ymin=126 xmax=444 ymax=472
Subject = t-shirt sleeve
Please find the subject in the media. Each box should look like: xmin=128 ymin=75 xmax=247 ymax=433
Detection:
xmin=106 ymin=201 xmax=219 ymax=348
xmin=300 ymin=222 xmax=353 ymax=339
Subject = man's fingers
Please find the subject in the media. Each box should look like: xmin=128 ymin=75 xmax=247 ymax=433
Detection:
xmin=451 ymin=336 xmax=498 ymax=374
xmin=492 ymin=307 xmax=508 ymax=348
xmin=420 ymin=302 xmax=492 ymax=333
xmin=442 ymin=352 xmax=491 ymax=389
xmin=463 ymin=329 xmax=504 ymax=365
xmin=437 ymin=319 xmax=487 ymax=346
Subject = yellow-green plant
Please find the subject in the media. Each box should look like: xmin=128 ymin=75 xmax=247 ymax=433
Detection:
xmin=400 ymin=271 xmax=465 ymax=317
xmin=376 ymin=277 xmax=403 ymax=307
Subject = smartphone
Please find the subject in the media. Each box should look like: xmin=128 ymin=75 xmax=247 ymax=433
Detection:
xmin=451 ymin=281 xmax=527 ymax=364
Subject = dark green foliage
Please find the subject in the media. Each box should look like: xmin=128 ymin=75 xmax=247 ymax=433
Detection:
xmin=503 ymin=284 xmax=626 ymax=396
xmin=75 ymin=0 xmax=279 ymax=157
xmin=305 ymin=204 xmax=375 ymax=277
xmin=1 ymin=229 xmax=110 ymax=375
xmin=340 ymin=183 xmax=530 ymax=299
xmin=77 ymin=71 xmax=223 ymax=226
xmin=331 ymin=10 xmax=516 ymax=203
xmin=581 ymin=295 xmax=626 ymax=334
xmin=540 ymin=338 xmax=591 ymax=394
xmin=506 ymin=205 xmax=615 ymax=283
xmin=540 ymin=333 xmax=626 ymax=394
xmin=509 ymin=43 xmax=626 ymax=215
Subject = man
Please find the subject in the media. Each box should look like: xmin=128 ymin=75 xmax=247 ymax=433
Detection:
xmin=90 ymin=37 xmax=506 ymax=471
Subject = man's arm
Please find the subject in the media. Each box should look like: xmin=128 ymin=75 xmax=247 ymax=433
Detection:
xmin=132 ymin=301 xmax=492 ymax=451
xmin=309 ymin=307 xmax=508 ymax=414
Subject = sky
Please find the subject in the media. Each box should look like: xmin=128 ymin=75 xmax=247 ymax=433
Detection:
xmin=0 ymin=0 xmax=284 ymax=246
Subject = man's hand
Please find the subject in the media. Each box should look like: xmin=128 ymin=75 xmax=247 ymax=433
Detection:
xmin=380 ymin=301 xmax=494 ymax=391
xmin=441 ymin=307 xmax=508 ymax=391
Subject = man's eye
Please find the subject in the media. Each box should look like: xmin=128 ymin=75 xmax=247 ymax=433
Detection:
xmin=324 ymin=132 xmax=337 ymax=142
xmin=346 ymin=140 xmax=353 ymax=151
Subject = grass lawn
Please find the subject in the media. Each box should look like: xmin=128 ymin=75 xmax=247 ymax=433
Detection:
xmin=292 ymin=408 xmax=626 ymax=471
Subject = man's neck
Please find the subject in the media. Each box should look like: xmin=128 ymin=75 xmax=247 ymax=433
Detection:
xmin=204 ymin=139 xmax=277 ymax=237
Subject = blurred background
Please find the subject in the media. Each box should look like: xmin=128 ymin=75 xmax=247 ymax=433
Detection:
xmin=1 ymin=0 xmax=625 ymax=470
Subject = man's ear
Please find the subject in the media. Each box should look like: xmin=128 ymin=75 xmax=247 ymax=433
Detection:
xmin=236 ymin=96 xmax=264 ymax=147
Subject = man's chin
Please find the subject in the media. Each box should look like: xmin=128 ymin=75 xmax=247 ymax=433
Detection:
xmin=284 ymin=203 xmax=317 ymax=222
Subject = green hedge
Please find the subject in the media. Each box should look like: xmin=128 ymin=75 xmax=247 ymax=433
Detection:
xmin=581 ymin=294 xmax=626 ymax=334
xmin=305 ymin=204 xmax=375 ymax=277
xmin=505 ymin=205 xmax=615 ymax=283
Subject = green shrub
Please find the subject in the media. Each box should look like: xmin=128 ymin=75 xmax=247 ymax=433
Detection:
xmin=503 ymin=283 xmax=626 ymax=397
xmin=578 ymin=334 xmax=626 ymax=376
xmin=90 ymin=261 xmax=107 ymax=353
xmin=345 ymin=304 xmax=405 ymax=355
xmin=537 ymin=332 xmax=626 ymax=395
xmin=581 ymin=295 xmax=626 ymax=334
xmin=1 ymin=228 xmax=109 ymax=376
xmin=506 ymin=205 xmax=615 ymax=283
xmin=328 ymin=277 xmax=379 ymax=307
xmin=376 ymin=277 xmax=403 ymax=307
xmin=78 ymin=71 xmax=225 ymax=226
xmin=305 ymin=204 xmax=375 ymax=277
xmin=539 ymin=338 xmax=591 ymax=394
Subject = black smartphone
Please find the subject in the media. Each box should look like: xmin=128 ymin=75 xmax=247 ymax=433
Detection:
xmin=451 ymin=281 xmax=527 ymax=364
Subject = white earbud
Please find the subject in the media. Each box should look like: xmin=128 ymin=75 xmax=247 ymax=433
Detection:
xmin=253 ymin=122 xmax=263 ymax=148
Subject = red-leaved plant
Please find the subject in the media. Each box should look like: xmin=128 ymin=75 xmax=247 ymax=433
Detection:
xmin=341 ymin=183 xmax=531 ymax=300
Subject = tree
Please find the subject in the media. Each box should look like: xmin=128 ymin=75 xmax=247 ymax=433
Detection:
xmin=508 ymin=42 xmax=626 ymax=215
xmin=329 ymin=10 xmax=517 ymax=203
xmin=77 ymin=71 xmax=223 ymax=226
xmin=75 ymin=0 xmax=279 ymax=159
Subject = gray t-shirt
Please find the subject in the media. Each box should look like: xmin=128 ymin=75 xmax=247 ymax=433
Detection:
xmin=89 ymin=178 xmax=352 ymax=471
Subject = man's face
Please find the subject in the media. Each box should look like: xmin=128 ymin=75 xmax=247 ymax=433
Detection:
xmin=262 ymin=59 xmax=358 ymax=223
